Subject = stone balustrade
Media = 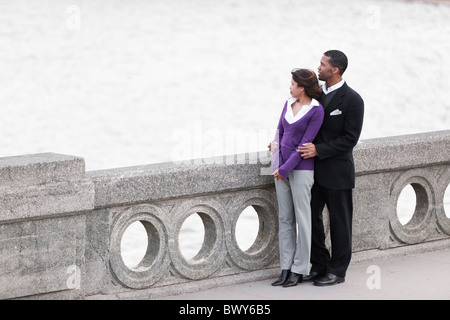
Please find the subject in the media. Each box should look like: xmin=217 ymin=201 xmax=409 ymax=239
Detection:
xmin=0 ymin=130 xmax=449 ymax=299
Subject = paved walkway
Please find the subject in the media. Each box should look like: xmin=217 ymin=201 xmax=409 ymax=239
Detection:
xmin=163 ymin=247 xmax=450 ymax=300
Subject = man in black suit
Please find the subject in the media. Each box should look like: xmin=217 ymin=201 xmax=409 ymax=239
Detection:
xmin=297 ymin=50 xmax=364 ymax=286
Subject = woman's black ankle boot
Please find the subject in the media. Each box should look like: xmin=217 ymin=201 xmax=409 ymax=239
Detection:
xmin=282 ymin=272 xmax=303 ymax=287
xmin=271 ymin=269 xmax=290 ymax=286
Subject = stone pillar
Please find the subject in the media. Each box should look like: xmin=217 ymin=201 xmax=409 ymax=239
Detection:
xmin=0 ymin=153 xmax=94 ymax=299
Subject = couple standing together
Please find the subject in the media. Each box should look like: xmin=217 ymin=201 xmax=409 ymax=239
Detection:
xmin=268 ymin=50 xmax=364 ymax=287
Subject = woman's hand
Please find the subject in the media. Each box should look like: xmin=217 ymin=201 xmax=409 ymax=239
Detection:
xmin=268 ymin=141 xmax=278 ymax=153
xmin=273 ymin=169 xmax=285 ymax=180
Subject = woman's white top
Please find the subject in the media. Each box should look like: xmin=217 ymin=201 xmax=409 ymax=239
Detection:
xmin=284 ymin=97 xmax=320 ymax=124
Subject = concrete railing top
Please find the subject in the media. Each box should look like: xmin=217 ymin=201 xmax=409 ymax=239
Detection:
xmin=354 ymin=130 xmax=450 ymax=173
xmin=0 ymin=153 xmax=86 ymax=188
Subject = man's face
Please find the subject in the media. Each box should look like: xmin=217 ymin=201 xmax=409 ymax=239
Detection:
xmin=317 ymin=55 xmax=335 ymax=82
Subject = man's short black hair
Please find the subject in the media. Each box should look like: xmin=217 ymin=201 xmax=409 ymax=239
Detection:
xmin=324 ymin=50 xmax=348 ymax=75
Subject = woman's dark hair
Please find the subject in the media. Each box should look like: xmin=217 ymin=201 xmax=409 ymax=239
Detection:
xmin=291 ymin=68 xmax=322 ymax=100
xmin=324 ymin=50 xmax=348 ymax=75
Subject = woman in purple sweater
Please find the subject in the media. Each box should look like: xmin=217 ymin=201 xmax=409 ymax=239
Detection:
xmin=268 ymin=69 xmax=324 ymax=287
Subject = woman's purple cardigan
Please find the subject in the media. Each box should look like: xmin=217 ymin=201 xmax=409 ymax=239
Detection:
xmin=273 ymin=100 xmax=324 ymax=179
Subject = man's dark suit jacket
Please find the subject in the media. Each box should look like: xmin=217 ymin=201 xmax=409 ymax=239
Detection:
xmin=314 ymin=82 xmax=364 ymax=190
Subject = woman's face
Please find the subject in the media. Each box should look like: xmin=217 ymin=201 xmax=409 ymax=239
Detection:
xmin=290 ymin=78 xmax=303 ymax=99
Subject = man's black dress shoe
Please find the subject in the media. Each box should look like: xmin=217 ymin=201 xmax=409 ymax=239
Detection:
xmin=282 ymin=272 xmax=303 ymax=287
xmin=271 ymin=270 xmax=290 ymax=286
xmin=313 ymin=273 xmax=345 ymax=286
xmin=302 ymin=271 xmax=321 ymax=282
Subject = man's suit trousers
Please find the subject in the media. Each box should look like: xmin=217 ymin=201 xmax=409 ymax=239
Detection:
xmin=310 ymin=183 xmax=353 ymax=277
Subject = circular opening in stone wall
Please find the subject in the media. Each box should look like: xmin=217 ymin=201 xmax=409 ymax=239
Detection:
xmin=120 ymin=221 xmax=148 ymax=268
xmin=178 ymin=213 xmax=205 ymax=260
xmin=235 ymin=206 xmax=259 ymax=252
xmin=397 ymin=184 xmax=416 ymax=225
xmin=444 ymin=183 xmax=450 ymax=219
xmin=396 ymin=182 xmax=430 ymax=228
